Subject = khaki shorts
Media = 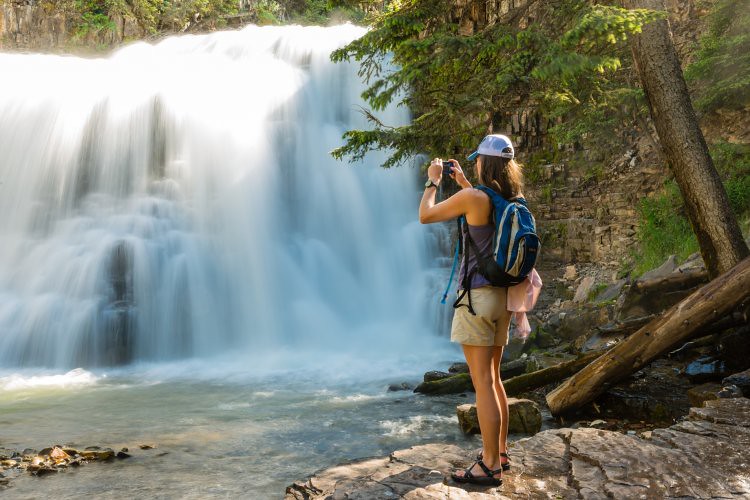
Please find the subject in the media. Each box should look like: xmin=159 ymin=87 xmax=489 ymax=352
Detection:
xmin=450 ymin=286 xmax=511 ymax=347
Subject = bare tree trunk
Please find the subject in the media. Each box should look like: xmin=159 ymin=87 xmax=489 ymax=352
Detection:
xmin=546 ymin=256 xmax=750 ymax=416
xmin=623 ymin=0 xmax=749 ymax=278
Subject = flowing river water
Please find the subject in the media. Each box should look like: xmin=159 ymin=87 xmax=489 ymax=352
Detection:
xmin=0 ymin=24 xmax=470 ymax=497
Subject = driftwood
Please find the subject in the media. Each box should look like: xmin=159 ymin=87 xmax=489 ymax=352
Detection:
xmin=546 ymin=257 xmax=750 ymax=416
xmin=504 ymin=350 xmax=603 ymax=397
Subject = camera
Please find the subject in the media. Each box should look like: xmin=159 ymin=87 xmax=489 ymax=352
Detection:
xmin=442 ymin=161 xmax=454 ymax=176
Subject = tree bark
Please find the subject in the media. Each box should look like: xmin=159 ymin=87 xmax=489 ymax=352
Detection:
xmin=623 ymin=0 xmax=749 ymax=278
xmin=546 ymin=256 xmax=750 ymax=416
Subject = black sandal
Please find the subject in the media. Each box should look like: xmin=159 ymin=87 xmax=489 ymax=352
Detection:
xmin=451 ymin=458 xmax=503 ymax=486
xmin=476 ymin=451 xmax=511 ymax=472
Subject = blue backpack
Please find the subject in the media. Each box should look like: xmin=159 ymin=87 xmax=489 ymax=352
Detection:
xmin=442 ymin=185 xmax=540 ymax=314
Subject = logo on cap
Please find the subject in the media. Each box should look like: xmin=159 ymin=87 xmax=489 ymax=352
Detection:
xmin=467 ymin=134 xmax=515 ymax=161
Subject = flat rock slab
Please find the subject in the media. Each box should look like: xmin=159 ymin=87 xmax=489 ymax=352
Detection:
xmin=286 ymin=398 xmax=750 ymax=499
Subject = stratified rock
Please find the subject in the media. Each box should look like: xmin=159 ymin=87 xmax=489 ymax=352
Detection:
xmin=448 ymin=362 xmax=469 ymax=374
xmin=414 ymin=373 xmax=473 ymax=395
xmin=687 ymin=382 xmax=722 ymax=407
xmin=423 ymin=371 xmax=451 ymax=383
xmin=286 ymin=398 xmax=750 ymax=499
xmin=456 ymin=399 xmax=542 ymax=436
xmin=722 ymin=368 xmax=750 ymax=397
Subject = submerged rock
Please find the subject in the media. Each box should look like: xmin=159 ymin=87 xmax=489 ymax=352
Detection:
xmin=456 ymin=398 xmax=542 ymax=436
xmin=387 ymin=382 xmax=413 ymax=392
xmin=286 ymin=398 xmax=750 ymax=499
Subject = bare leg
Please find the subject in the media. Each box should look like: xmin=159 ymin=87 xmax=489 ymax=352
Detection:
xmin=454 ymin=344 xmax=502 ymax=479
xmin=492 ymin=346 xmax=509 ymax=465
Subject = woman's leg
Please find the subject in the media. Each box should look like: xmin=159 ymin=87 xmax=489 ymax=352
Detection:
xmin=455 ymin=344 xmax=502 ymax=478
xmin=492 ymin=346 xmax=510 ymax=463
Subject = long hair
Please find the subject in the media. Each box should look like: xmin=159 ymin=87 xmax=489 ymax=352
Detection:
xmin=478 ymin=151 xmax=523 ymax=200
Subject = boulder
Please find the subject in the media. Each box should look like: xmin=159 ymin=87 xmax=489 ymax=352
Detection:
xmin=684 ymin=356 xmax=729 ymax=383
xmin=723 ymin=369 xmax=750 ymax=397
xmin=687 ymin=382 xmax=722 ymax=407
xmin=448 ymin=362 xmax=469 ymax=374
xmin=387 ymin=382 xmax=413 ymax=392
xmin=414 ymin=373 xmax=473 ymax=395
xmin=456 ymin=398 xmax=542 ymax=436
xmin=423 ymin=371 xmax=451 ymax=383
xmin=573 ymin=276 xmax=596 ymax=303
xmin=563 ymin=265 xmax=577 ymax=281
xmin=286 ymin=398 xmax=750 ymax=499
xmin=593 ymin=278 xmax=627 ymax=303
xmin=639 ymin=254 xmax=678 ymax=281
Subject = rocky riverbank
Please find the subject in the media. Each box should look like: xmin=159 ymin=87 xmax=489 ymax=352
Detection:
xmin=285 ymin=397 xmax=750 ymax=499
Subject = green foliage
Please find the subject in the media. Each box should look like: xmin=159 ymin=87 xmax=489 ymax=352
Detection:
xmin=633 ymin=179 xmax=699 ymax=276
xmin=632 ymin=141 xmax=750 ymax=276
xmin=73 ymin=0 xmax=116 ymax=38
xmin=289 ymin=0 xmax=369 ymax=25
xmin=331 ymin=1 xmax=665 ymax=168
xmin=685 ymin=0 xmax=750 ymax=112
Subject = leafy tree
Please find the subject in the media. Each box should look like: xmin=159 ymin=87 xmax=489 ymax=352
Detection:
xmin=331 ymin=0 xmax=664 ymax=168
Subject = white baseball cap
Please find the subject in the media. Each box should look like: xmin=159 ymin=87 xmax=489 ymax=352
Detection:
xmin=467 ymin=134 xmax=515 ymax=161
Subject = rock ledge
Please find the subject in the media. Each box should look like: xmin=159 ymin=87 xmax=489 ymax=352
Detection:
xmin=285 ymin=398 xmax=750 ymax=499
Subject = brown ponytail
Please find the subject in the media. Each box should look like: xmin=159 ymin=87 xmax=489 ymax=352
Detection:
xmin=478 ymin=152 xmax=523 ymax=200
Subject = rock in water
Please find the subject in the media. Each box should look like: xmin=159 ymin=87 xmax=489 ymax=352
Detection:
xmin=456 ymin=398 xmax=542 ymax=435
xmin=286 ymin=398 xmax=750 ymax=499
xmin=423 ymin=371 xmax=451 ymax=383
xmin=414 ymin=373 xmax=473 ymax=395
xmin=447 ymin=362 xmax=469 ymax=374
xmin=387 ymin=382 xmax=413 ymax=392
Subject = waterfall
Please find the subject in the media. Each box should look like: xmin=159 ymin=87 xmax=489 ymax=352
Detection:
xmin=0 ymin=24 xmax=450 ymax=370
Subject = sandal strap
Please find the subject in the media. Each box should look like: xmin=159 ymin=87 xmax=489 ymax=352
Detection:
xmin=500 ymin=452 xmax=510 ymax=460
xmin=476 ymin=459 xmax=502 ymax=477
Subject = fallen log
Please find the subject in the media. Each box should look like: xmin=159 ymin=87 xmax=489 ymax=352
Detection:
xmin=633 ymin=268 xmax=708 ymax=293
xmin=546 ymin=257 xmax=750 ymax=416
xmin=504 ymin=350 xmax=603 ymax=397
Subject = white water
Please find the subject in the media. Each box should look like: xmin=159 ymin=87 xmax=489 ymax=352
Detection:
xmin=0 ymin=24 xmax=455 ymax=370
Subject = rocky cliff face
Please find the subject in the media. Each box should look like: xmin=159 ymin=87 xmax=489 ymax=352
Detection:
xmin=0 ymin=0 xmax=144 ymax=51
xmin=448 ymin=0 xmax=720 ymax=267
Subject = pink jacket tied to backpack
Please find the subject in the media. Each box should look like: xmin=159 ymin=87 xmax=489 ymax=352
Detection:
xmin=506 ymin=268 xmax=542 ymax=340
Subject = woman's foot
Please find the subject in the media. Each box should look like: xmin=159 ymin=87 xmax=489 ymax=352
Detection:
xmin=451 ymin=459 xmax=503 ymax=486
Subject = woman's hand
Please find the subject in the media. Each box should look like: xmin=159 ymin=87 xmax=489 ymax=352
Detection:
xmin=427 ymin=158 xmax=443 ymax=185
xmin=448 ymin=159 xmax=472 ymax=189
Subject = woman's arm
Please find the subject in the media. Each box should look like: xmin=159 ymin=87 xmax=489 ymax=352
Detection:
xmin=419 ymin=158 xmax=473 ymax=224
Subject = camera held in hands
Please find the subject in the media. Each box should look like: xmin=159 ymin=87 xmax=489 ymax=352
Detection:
xmin=442 ymin=161 xmax=454 ymax=176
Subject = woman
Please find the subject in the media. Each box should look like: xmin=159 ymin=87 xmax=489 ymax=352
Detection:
xmin=419 ymin=134 xmax=523 ymax=487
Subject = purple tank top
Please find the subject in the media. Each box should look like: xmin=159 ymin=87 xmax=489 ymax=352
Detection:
xmin=458 ymin=223 xmax=494 ymax=290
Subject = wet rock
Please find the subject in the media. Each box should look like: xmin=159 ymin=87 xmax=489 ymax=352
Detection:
xmin=723 ymin=369 xmax=750 ymax=396
xmin=0 ymin=449 xmax=17 ymax=460
xmin=456 ymin=398 xmax=542 ymax=436
xmin=687 ymin=382 xmax=722 ymax=407
xmin=448 ymin=362 xmax=469 ymax=374
xmin=387 ymin=382 xmax=413 ymax=392
xmin=684 ymin=356 xmax=729 ymax=383
xmin=414 ymin=373 xmax=473 ymax=395
xmin=590 ymin=359 xmax=691 ymax=423
xmin=423 ymin=371 xmax=451 ymax=383
xmin=116 ymin=450 xmax=131 ymax=459
xmin=139 ymin=444 xmax=156 ymax=450
xmin=286 ymin=398 xmax=750 ymax=499
xmin=81 ymin=448 xmax=114 ymax=460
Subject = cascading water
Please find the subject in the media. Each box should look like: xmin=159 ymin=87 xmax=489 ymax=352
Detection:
xmin=0 ymin=24 xmax=453 ymax=370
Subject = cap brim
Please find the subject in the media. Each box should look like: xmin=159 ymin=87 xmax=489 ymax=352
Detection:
xmin=467 ymin=151 xmax=479 ymax=161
